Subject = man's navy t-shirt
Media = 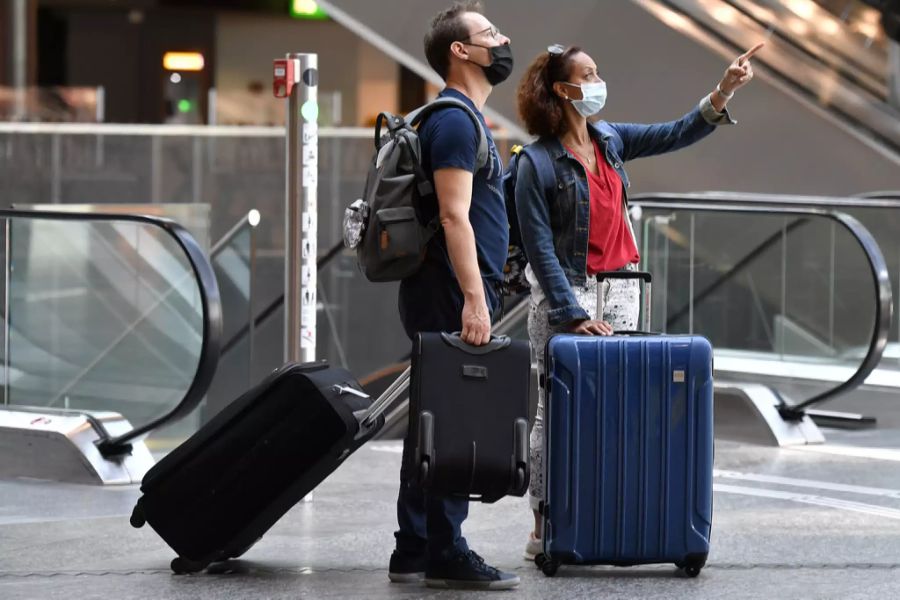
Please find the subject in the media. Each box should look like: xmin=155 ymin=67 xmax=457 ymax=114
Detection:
xmin=417 ymin=88 xmax=509 ymax=286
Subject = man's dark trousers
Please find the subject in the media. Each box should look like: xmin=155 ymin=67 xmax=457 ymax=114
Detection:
xmin=394 ymin=258 xmax=500 ymax=562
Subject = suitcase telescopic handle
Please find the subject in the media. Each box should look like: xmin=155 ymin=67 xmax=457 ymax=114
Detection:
xmin=594 ymin=270 xmax=652 ymax=332
xmin=440 ymin=332 xmax=512 ymax=355
xmin=358 ymin=366 xmax=411 ymax=430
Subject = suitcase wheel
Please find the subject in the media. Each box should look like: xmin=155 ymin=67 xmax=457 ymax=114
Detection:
xmin=129 ymin=500 xmax=145 ymax=528
xmin=676 ymin=556 xmax=705 ymax=578
xmin=171 ymin=557 xmax=207 ymax=575
xmin=534 ymin=553 xmax=546 ymax=569
xmin=540 ymin=558 xmax=560 ymax=577
xmin=514 ymin=466 xmax=526 ymax=493
xmin=418 ymin=460 xmax=429 ymax=485
xmin=682 ymin=564 xmax=702 ymax=578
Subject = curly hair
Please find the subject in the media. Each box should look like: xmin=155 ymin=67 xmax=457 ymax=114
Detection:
xmin=424 ymin=1 xmax=484 ymax=81
xmin=517 ymin=46 xmax=582 ymax=138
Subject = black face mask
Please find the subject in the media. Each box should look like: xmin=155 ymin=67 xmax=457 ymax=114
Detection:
xmin=465 ymin=43 xmax=514 ymax=86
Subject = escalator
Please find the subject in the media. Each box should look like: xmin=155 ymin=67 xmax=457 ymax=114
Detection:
xmin=640 ymin=0 xmax=900 ymax=154
xmin=6 ymin=218 xmax=208 ymax=414
xmin=0 ymin=208 xmax=222 ymax=483
xmin=317 ymin=0 xmax=900 ymax=194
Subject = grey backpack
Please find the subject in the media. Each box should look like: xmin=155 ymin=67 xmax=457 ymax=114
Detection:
xmin=344 ymin=98 xmax=489 ymax=282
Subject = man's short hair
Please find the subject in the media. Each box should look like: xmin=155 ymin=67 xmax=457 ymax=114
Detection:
xmin=424 ymin=1 xmax=484 ymax=80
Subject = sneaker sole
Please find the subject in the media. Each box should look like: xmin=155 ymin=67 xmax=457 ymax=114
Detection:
xmin=388 ymin=572 xmax=425 ymax=583
xmin=425 ymin=576 xmax=521 ymax=590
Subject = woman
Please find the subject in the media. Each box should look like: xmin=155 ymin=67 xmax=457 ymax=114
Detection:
xmin=515 ymin=42 xmax=762 ymax=559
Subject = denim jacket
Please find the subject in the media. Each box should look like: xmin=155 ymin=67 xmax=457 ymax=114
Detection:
xmin=514 ymin=95 xmax=734 ymax=326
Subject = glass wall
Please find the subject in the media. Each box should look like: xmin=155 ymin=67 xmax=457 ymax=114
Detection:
xmin=2 ymin=217 xmax=206 ymax=435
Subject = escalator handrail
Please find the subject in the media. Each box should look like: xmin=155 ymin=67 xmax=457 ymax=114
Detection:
xmin=634 ymin=191 xmax=900 ymax=209
xmin=630 ymin=197 xmax=892 ymax=414
xmin=0 ymin=208 xmax=222 ymax=456
xmin=211 ymin=210 xmax=259 ymax=258
xmin=856 ymin=191 xmax=900 ymax=200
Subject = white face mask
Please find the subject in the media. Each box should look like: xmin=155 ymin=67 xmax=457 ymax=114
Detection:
xmin=569 ymin=81 xmax=607 ymax=118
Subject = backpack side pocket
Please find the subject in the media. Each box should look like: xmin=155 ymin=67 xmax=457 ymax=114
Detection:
xmin=373 ymin=207 xmax=421 ymax=261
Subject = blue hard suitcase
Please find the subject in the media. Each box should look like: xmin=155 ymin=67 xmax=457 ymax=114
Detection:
xmin=537 ymin=271 xmax=714 ymax=578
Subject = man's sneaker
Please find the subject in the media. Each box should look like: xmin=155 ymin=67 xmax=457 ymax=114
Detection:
xmin=388 ymin=550 xmax=426 ymax=583
xmin=425 ymin=550 xmax=520 ymax=590
xmin=523 ymin=531 xmax=542 ymax=561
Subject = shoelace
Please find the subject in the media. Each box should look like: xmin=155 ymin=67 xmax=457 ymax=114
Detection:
xmin=465 ymin=551 xmax=500 ymax=577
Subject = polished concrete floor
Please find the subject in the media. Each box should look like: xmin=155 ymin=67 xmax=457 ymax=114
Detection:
xmin=3 ymin=426 xmax=900 ymax=599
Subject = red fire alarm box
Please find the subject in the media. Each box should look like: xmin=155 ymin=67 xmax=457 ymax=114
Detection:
xmin=273 ymin=58 xmax=298 ymax=98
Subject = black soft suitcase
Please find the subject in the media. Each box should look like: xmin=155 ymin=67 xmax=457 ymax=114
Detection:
xmin=130 ymin=361 xmax=400 ymax=573
xmin=409 ymin=332 xmax=530 ymax=503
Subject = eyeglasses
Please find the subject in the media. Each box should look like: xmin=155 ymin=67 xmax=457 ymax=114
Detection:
xmin=547 ymin=43 xmax=566 ymax=56
xmin=464 ymin=25 xmax=501 ymax=41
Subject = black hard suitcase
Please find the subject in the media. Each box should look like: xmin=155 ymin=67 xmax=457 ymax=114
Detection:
xmin=130 ymin=360 xmax=402 ymax=573
xmin=409 ymin=332 xmax=530 ymax=503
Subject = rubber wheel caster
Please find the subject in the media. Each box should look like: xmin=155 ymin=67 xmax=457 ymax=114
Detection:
xmin=683 ymin=564 xmax=701 ymax=578
xmin=129 ymin=502 xmax=145 ymax=528
xmin=534 ymin=553 xmax=546 ymax=569
xmin=171 ymin=557 xmax=205 ymax=575
xmin=541 ymin=559 xmax=560 ymax=577
xmin=514 ymin=466 xmax=526 ymax=493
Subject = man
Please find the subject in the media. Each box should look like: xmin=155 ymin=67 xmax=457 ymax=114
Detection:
xmin=388 ymin=1 xmax=519 ymax=591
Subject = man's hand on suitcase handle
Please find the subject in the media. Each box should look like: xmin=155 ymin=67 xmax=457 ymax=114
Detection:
xmin=461 ymin=297 xmax=492 ymax=346
xmin=568 ymin=318 xmax=614 ymax=336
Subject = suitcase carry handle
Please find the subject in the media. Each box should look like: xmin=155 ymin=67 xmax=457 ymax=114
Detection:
xmin=594 ymin=270 xmax=652 ymax=284
xmin=440 ymin=332 xmax=512 ymax=355
xmin=595 ymin=270 xmax=652 ymax=332
xmin=296 ymin=360 xmax=330 ymax=373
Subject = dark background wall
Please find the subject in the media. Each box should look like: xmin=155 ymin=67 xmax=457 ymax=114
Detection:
xmin=1 ymin=1 xmax=39 ymax=87
xmin=39 ymin=6 xmax=216 ymax=123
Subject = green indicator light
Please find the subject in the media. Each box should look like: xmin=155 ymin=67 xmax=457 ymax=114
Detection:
xmin=290 ymin=0 xmax=328 ymax=20
xmin=301 ymin=100 xmax=319 ymax=123
xmin=177 ymin=99 xmax=193 ymax=113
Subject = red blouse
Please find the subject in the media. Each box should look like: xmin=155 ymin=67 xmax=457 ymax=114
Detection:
xmin=565 ymin=139 xmax=640 ymax=273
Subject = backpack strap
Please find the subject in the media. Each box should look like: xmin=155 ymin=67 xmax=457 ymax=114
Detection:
xmin=405 ymin=98 xmax=490 ymax=171
xmin=521 ymin=143 xmax=557 ymax=201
